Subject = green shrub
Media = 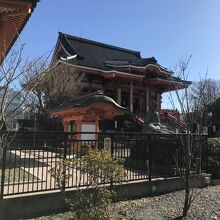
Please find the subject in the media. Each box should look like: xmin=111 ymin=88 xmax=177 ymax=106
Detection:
xmin=51 ymin=147 xmax=126 ymax=220
xmin=66 ymin=187 xmax=113 ymax=220
xmin=208 ymin=137 xmax=220 ymax=156
xmin=207 ymin=137 xmax=220 ymax=178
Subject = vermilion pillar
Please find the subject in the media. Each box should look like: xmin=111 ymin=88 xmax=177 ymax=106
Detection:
xmin=146 ymin=88 xmax=150 ymax=112
xmin=129 ymin=81 xmax=133 ymax=112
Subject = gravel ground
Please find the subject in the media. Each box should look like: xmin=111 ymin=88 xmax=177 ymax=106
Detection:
xmin=28 ymin=185 xmax=220 ymax=220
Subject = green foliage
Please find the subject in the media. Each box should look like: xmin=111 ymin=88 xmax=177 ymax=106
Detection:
xmin=74 ymin=147 xmax=125 ymax=184
xmin=207 ymin=137 xmax=220 ymax=178
xmin=51 ymin=147 xmax=125 ymax=220
xmin=66 ymin=187 xmax=112 ymax=220
xmin=208 ymin=137 xmax=220 ymax=156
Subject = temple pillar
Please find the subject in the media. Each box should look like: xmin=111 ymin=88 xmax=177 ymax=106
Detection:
xmin=63 ymin=120 xmax=69 ymax=132
xmin=129 ymin=81 xmax=133 ymax=112
xmin=117 ymin=87 xmax=121 ymax=105
xmin=76 ymin=120 xmax=82 ymax=141
xmin=95 ymin=118 xmax=99 ymax=142
xmin=157 ymin=93 xmax=161 ymax=110
xmin=145 ymin=88 xmax=150 ymax=112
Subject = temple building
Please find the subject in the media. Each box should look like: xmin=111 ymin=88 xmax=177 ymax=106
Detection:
xmin=52 ymin=90 xmax=126 ymax=140
xmin=51 ymin=32 xmax=191 ymax=133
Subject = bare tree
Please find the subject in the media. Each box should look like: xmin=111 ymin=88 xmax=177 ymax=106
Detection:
xmin=0 ymin=41 xmax=50 ymax=165
xmin=189 ymin=78 xmax=220 ymax=129
xmin=190 ymin=78 xmax=220 ymax=107
xmin=21 ymin=58 xmax=49 ymax=115
xmin=170 ymin=56 xmax=207 ymax=218
xmin=22 ymin=62 xmax=84 ymax=111
xmin=43 ymin=64 xmax=84 ymax=109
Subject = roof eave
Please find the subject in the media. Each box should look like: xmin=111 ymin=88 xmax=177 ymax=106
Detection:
xmin=0 ymin=0 xmax=39 ymax=63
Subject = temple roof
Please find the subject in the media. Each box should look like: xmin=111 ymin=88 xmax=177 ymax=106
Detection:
xmin=53 ymin=32 xmax=174 ymax=76
xmin=56 ymin=32 xmax=141 ymax=71
xmin=52 ymin=90 xmax=127 ymax=112
xmin=104 ymin=57 xmax=157 ymax=67
xmin=0 ymin=0 xmax=39 ymax=62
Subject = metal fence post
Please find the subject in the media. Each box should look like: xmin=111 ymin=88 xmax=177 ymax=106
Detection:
xmin=110 ymin=133 xmax=114 ymax=188
xmin=0 ymin=144 xmax=7 ymax=199
xmin=62 ymin=132 xmax=68 ymax=192
xmin=204 ymin=135 xmax=208 ymax=172
xmin=148 ymin=134 xmax=152 ymax=182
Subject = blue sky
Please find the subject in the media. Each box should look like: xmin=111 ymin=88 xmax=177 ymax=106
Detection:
xmin=20 ymin=0 xmax=220 ymax=107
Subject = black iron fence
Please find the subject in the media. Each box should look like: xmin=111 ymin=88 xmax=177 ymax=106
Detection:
xmin=0 ymin=131 xmax=207 ymax=198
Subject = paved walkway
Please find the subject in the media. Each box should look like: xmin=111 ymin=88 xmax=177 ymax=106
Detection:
xmin=3 ymin=149 xmax=148 ymax=196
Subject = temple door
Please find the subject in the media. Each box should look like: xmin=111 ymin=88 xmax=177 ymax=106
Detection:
xmin=81 ymin=123 xmax=96 ymax=141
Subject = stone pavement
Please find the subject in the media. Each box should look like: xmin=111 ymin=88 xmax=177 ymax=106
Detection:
xmin=3 ymin=149 xmax=148 ymax=196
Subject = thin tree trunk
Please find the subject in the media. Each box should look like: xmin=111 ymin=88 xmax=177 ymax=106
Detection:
xmin=182 ymin=172 xmax=190 ymax=217
xmin=182 ymin=133 xmax=191 ymax=217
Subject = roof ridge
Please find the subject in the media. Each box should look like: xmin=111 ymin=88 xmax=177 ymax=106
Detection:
xmin=59 ymin=32 xmax=141 ymax=58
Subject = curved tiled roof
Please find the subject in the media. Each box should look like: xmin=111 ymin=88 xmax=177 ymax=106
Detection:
xmin=53 ymin=90 xmax=127 ymax=112
xmin=54 ymin=32 xmax=173 ymax=76
xmin=58 ymin=32 xmax=141 ymax=70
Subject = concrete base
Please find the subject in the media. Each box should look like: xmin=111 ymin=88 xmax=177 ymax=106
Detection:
xmin=212 ymin=179 xmax=220 ymax=185
xmin=0 ymin=174 xmax=210 ymax=220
